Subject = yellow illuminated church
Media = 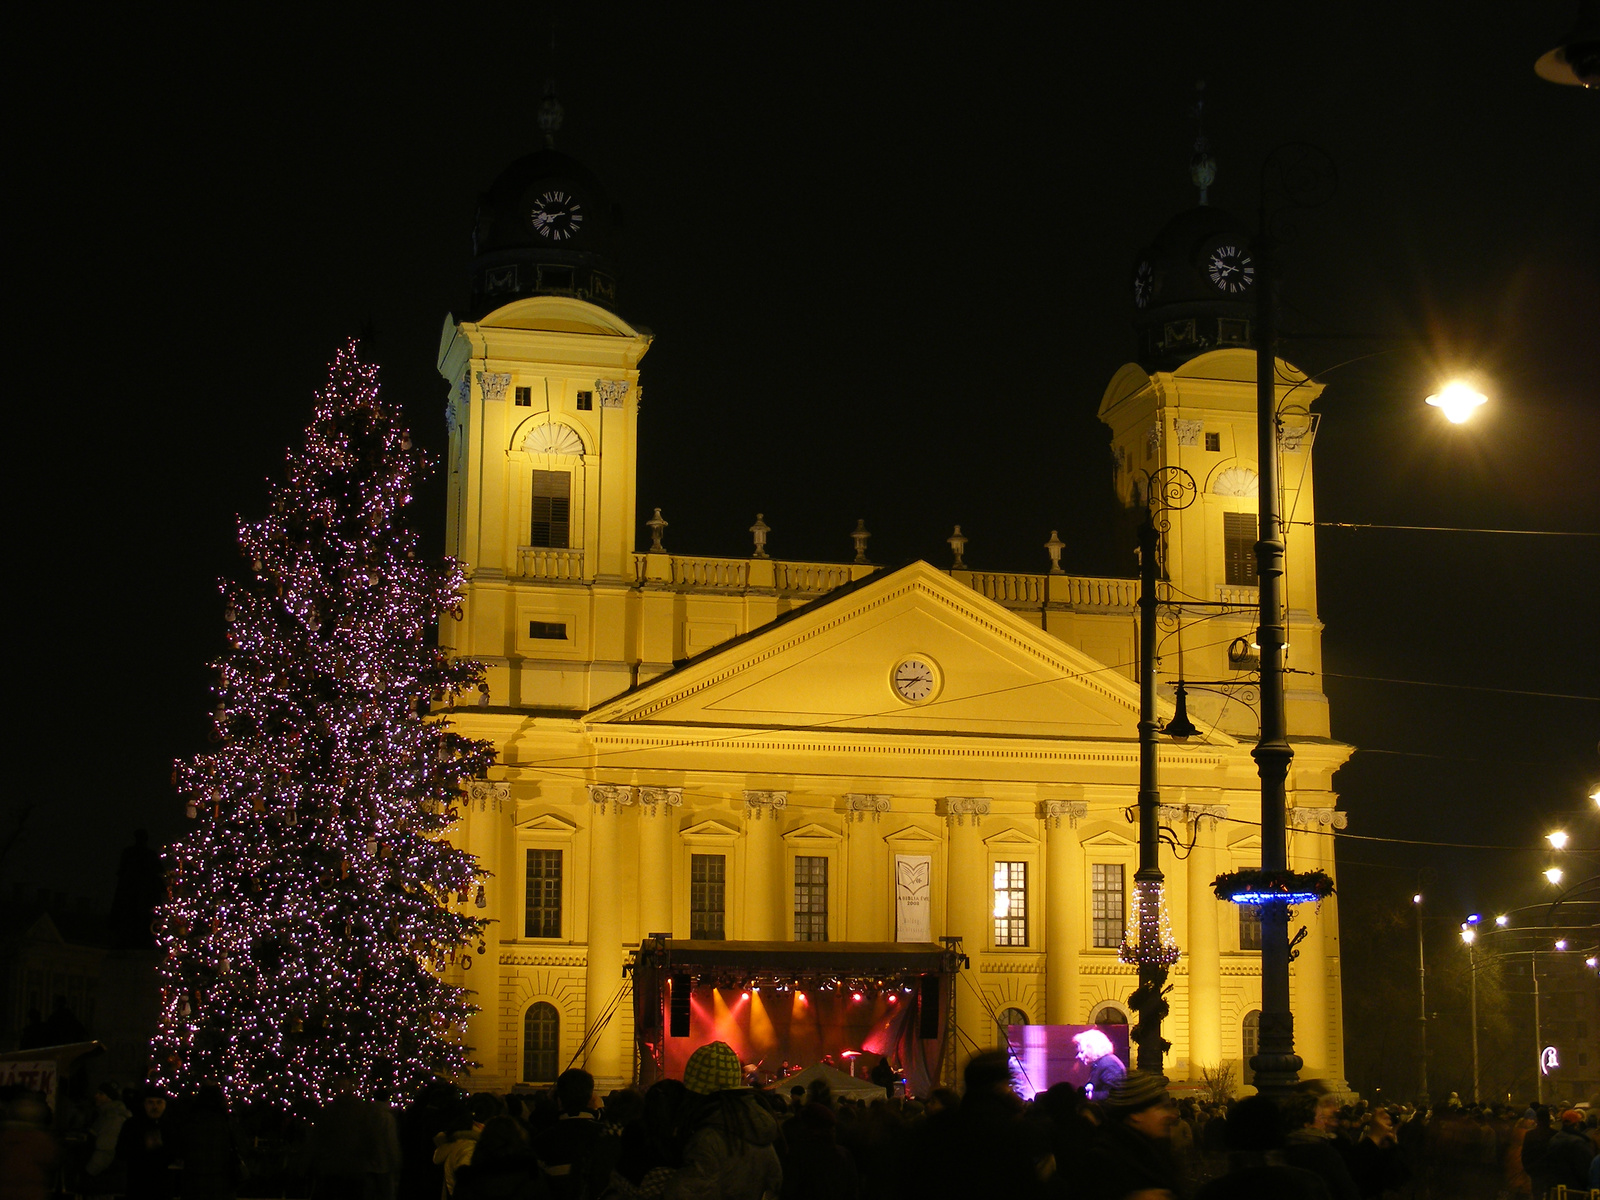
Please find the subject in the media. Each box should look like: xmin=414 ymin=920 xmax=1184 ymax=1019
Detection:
xmin=434 ymin=144 xmax=1351 ymax=1094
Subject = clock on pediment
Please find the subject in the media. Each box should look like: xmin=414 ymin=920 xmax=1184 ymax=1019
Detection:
xmin=891 ymin=657 xmax=940 ymax=704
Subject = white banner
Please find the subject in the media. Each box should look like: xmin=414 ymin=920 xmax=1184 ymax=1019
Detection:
xmin=0 ymin=1060 xmax=58 ymax=1098
xmin=895 ymin=854 xmax=932 ymax=942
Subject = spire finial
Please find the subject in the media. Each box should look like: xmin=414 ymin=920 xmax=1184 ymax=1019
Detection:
xmin=1189 ymin=80 xmax=1217 ymax=205
xmin=538 ymin=79 xmax=564 ymax=149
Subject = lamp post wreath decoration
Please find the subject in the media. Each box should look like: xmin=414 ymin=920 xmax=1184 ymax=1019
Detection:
xmin=1212 ymin=868 xmax=1336 ymax=906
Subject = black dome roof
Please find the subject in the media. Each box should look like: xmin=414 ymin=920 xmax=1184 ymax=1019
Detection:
xmin=467 ymin=149 xmax=622 ymax=319
xmin=1130 ymin=206 xmax=1257 ymax=371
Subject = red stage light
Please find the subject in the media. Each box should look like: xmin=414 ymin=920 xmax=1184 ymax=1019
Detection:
xmin=851 ymin=992 xmax=863 ymax=1002
xmin=797 ymin=991 xmax=806 ymax=1002
xmin=741 ymin=991 xmax=750 ymax=1000
xmin=887 ymin=993 xmax=898 ymax=1004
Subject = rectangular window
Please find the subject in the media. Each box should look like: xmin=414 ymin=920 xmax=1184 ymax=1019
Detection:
xmin=576 ymin=390 xmax=593 ymax=411
xmin=690 ymin=854 xmax=726 ymax=940
xmin=1223 ymin=512 xmax=1258 ymax=586
xmin=527 ymin=621 xmax=568 ymax=640
xmin=515 ymin=386 xmax=532 ymax=406
xmin=530 ymin=469 xmax=572 ymax=549
xmin=993 ymin=861 xmax=1028 ymax=947
xmin=794 ymin=856 xmax=829 ymax=941
xmin=1092 ymin=863 xmax=1125 ymax=948
xmin=1205 ymin=431 xmax=1221 ymax=452
xmin=524 ymin=849 xmax=562 ymax=938
xmin=1239 ymin=903 xmax=1262 ymax=950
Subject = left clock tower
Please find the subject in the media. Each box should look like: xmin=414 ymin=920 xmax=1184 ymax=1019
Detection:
xmin=436 ymin=144 xmax=652 ymax=712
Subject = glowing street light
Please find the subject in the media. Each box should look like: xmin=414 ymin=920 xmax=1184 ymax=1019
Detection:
xmin=1554 ymin=939 xmax=1568 ymax=951
xmin=1495 ymin=914 xmax=1510 ymax=927
xmin=1545 ymin=867 xmax=1565 ymax=885
xmin=1426 ymin=381 xmax=1488 ymax=423
xmin=1546 ymin=830 xmax=1569 ymax=850
xmin=1460 ymin=925 xmax=1477 ymax=945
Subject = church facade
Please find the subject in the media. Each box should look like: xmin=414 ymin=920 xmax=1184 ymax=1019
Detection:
xmin=433 ymin=146 xmax=1351 ymax=1095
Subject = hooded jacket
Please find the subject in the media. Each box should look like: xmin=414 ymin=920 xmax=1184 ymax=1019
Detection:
xmin=667 ymin=1090 xmax=782 ymax=1200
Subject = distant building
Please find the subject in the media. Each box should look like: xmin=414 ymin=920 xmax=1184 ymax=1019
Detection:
xmin=432 ymin=142 xmax=1351 ymax=1093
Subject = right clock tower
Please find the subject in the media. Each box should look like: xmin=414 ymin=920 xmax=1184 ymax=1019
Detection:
xmin=1100 ymin=204 xmax=1330 ymax=744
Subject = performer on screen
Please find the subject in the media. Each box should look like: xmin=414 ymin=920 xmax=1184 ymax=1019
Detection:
xmin=1073 ymin=1028 xmax=1126 ymax=1100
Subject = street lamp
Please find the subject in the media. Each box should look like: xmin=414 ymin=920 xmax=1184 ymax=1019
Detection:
xmin=1546 ymin=830 xmax=1569 ymax=850
xmin=1425 ymin=381 xmax=1489 ymax=423
xmin=1459 ymin=922 xmax=1479 ymax=1103
xmin=1413 ymin=893 xmax=1428 ymax=1101
xmin=1545 ymin=866 xmax=1565 ymax=885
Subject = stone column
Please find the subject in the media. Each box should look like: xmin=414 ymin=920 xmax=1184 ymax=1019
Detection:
xmin=1186 ymin=805 xmax=1227 ymax=1081
xmin=585 ymin=785 xmax=633 ymax=1088
xmin=637 ymin=788 xmax=682 ymax=938
xmin=462 ymin=782 xmax=509 ymax=1086
xmin=743 ymin=792 xmax=787 ymax=941
xmin=1288 ymin=806 xmax=1345 ymax=1079
xmin=943 ymin=798 xmax=990 ymax=948
xmin=1043 ymin=801 xmax=1088 ymax=1024
xmin=845 ymin=795 xmax=891 ymax=940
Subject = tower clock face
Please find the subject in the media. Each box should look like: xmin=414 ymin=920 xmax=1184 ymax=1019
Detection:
xmin=1205 ymin=244 xmax=1254 ymax=293
xmin=1133 ymin=261 xmax=1155 ymax=308
xmin=529 ymin=189 xmax=584 ymax=241
xmin=891 ymin=658 xmax=937 ymax=703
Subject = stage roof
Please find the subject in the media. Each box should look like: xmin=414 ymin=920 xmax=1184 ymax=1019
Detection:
xmin=641 ymin=940 xmax=953 ymax=974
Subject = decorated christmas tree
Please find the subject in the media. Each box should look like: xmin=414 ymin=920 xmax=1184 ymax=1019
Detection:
xmin=153 ymin=342 xmax=495 ymax=1111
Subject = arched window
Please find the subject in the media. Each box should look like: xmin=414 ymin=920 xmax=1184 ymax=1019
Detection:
xmin=996 ymin=1007 xmax=1029 ymax=1046
xmin=1092 ymin=1004 xmax=1129 ymax=1026
xmin=1242 ymin=1009 xmax=1261 ymax=1086
xmin=523 ymin=1002 xmax=560 ymax=1083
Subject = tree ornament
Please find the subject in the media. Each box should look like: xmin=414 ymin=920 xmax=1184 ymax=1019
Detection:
xmin=474 ymin=884 xmax=486 ymax=909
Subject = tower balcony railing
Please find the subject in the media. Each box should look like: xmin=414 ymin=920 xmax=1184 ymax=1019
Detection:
xmin=515 ymin=546 xmax=586 ymax=580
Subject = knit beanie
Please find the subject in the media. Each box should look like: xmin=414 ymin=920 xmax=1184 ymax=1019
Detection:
xmin=683 ymin=1041 xmax=745 ymax=1095
xmin=1104 ymin=1070 xmax=1171 ymax=1114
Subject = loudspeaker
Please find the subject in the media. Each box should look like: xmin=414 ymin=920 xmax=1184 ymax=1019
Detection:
xmin=669 ymin=973 xmax=692 ymax=1038
xmin=917 ymin=975 xmax=941 ymax=1039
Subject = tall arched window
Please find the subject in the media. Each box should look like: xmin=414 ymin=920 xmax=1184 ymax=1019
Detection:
xmin=523 ymin=1002 xmax=560 ymax=1083
xmin=1242 ymin=1009 xmax=1261 ymax=1086
xmin=996 ymin=1006 xmax=1029 ymax=1046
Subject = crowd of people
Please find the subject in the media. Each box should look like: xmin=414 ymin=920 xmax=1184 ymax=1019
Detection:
xmin=2 ymin=1048 xmax=1597 ymax=1200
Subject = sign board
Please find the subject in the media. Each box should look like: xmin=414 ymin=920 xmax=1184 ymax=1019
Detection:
xmin=894 ymin=854 xmax=931 ymax=942
xmin=0 ymin=1060 xmax=59 ymax=1102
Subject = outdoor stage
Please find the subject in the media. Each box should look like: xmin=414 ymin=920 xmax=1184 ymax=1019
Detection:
xmin=629 ymin=938 xmax=965 ymax=1095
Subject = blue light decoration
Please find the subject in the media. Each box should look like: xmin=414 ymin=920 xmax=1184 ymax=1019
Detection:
xmin=1212 ymin=868 xmax=1336 ymax=907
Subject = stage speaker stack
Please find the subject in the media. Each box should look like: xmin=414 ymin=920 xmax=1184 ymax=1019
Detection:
xmin=917 ymin=975 xmax=941 ymax=1038
xmin=669 ymin=973 xmax=692 ymax=1037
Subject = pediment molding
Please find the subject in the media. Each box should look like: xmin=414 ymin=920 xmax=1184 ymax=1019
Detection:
xmin=783 ymin=821 xmax=843 ymax=842
xmin=682 ymin=817 xmax=741 ymax=840
xmin=1080 ymin=826 xmax=1137 ymax=848
xmin=883 ymin=824 xmax=943 ymax=845
xmin=585 ymin=563 xmax=1167 ymax=731
xmin=516 ymin=812 xmax=579 ymax=834
xmin=983 ymin=827 xmax=1041 ymax=847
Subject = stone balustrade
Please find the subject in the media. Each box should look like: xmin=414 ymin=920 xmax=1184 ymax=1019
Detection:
xmin=516 ymin=546 xmax=586 ymax=580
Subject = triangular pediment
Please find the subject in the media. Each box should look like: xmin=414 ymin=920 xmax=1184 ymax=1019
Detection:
xmin=515 ymin=811 xmax=579 ymax=834
xmin=682 ymin=818 xmax=741 ymax=839
xmin=884 ymin=825 xmax=942 ymax=845
xmin=783 ymin=821 xmax=843 ymax=841
xmin=589 ymin=562 xmax=1195 ymax=742
xmin=984 ymin=827 xmax=1040 ymax=847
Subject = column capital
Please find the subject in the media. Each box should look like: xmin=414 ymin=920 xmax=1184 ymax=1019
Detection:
xmin=743 ymin=790 xmax=788 ymax=820
xmin=1185 ymin=803 xmax=1229 ymax=831
xmin=844 ymin=793 xmax=891 ymax=822
xmin=943 ymin=796 xmax=991 ymax=827
xmin=1156 ymin=803 xmax=1188 ymax=826
xmin=466 ymin=780 xmax=510 ymax=812
xmin=638 ymin=786 xmax=683 ymax=816
xmin=1039 ymin=800 xmax=1088 ymax=829
xmin=1288 ymin=806 xmax=1348 ymax=830
xmin=588 ymin=784 xmax=636 ymax=815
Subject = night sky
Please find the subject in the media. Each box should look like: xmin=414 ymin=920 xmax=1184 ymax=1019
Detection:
xmin=11 ymin=8 xmax=1597 ymax=971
